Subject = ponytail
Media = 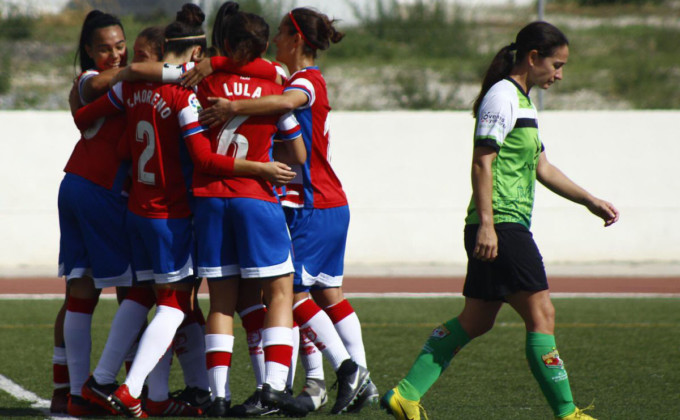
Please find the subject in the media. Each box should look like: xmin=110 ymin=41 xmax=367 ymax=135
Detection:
xmin=472 ymin=44 xmax=515 ymax=118
xmin=286 ymin=8 xmax=344 ymax=58
xmin=472 ymin=21 xmax=568 ymax=117
xmin=210 ymin=1 xmax=240 ymax=56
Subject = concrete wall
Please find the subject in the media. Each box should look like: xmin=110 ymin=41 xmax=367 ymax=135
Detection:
xmin=2 ymin=110 xmax=678 ymax=275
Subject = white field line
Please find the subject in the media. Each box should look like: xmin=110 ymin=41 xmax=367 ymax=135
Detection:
xmin=1 ymin=292 xmax=680 ymax=300
xmin=0 ymin=374 xmax=70 ymax=419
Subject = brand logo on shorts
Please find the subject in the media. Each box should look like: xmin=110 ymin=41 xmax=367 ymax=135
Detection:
xmin=542 ymin=349 xmax=564 ymax=369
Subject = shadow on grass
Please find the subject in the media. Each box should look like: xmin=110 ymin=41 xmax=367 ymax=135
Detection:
xmin=0 ymin=407 xmax=50 ymax=417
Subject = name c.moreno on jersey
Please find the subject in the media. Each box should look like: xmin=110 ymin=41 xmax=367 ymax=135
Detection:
xmin=125 ymin=89 xmax=172 ymax=119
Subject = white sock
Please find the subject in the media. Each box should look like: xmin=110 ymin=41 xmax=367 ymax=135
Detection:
xmin=175 ymin=321 xmax=209 ymax=390
xmin=146 ymin=346 xmax=172 ymax=402
xmin=326 ymin=301 xmax=368 ymax=368
xmin=300 ymin=333 xmax=325 ymax=380
xmin=52 ymin=346 xmax=69 ymax=389
xmin=205 ymin=334 xmax=234 ymax=401
xmin=263 ymin=327 xmax=293 ymax=392
xmin=125 ymin=305 xmax=185 ymax=398
xmin=286 ymin=324 xmax=300 ymax=390
xmin=64 ymin=310 xmax=93 ymax=396
xmin=239 ymin=305 xmax=266 ymax=389
xmin=294 ymin=298 xmax=350 ymax=371
xmin=94 ymin=299 xmax=149 ymax=384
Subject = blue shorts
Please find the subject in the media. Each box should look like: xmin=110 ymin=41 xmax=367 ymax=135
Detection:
xmin=284 ymin=206 xmax=349 ymax=293
xmin=126 ymin=211 xmax=195 ymax=284
xmin=57 ymin=173 xmax=133 ymax=288
xmin=194 ymin=197 xmax=294 ymax=279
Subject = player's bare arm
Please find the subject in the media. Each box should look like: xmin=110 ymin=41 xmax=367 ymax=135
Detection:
xmin=536 ymin=151 xmax=620 ymax=226
xmin=80 ymin=67 xmax=123 ymax=103
xmin=199 ymin=89 xmax=308 ymax=128
xmin=471 ymin=146 xmax=498 ymax=261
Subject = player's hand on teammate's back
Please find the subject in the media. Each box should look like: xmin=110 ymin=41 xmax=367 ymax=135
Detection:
xmin=261 ymin=161 xmax=296 ymax=186
xmin=199 ymin=97 xmax=234 ymax=128
xmin=180 ymin=57 xmax=213 ymax=88
xmin=586 ymin=198 xmax=620 ymax=227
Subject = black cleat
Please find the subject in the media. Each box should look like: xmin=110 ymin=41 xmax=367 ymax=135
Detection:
xmin=170 ymin=386 xmax=212 ymax=410
xmin=81 ymin=375 xmax=119 ymax=412
xmin=230 ymin=389 xmax=280 ymax=417
xmin=261 ymin=383 xmax=308 ymax=417
xmin=330 ymin=359 xmax=370 ymax=414
xmin=205 ymin=397 xmax=230 ymax=417
xmin=347 ymin=378 xmax=379 ymax=413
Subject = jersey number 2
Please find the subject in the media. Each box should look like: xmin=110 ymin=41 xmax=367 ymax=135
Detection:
xmin=136 ymin=120 xmax=156 ymax=185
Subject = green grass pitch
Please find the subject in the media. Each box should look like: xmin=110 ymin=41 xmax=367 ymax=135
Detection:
xmin=1 ymin=296 xmax=678 ymax=419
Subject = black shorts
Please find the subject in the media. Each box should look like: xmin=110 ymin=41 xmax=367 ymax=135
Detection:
xmin=463 ymin=223 xmax=548 ymax=301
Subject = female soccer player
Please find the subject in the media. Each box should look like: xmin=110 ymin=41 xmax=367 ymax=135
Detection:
xmin=54 ymin=10 xmax=130 ymax=416
xmin=197 ymin=7 xmax=377 ymax=414
xmin=78 ymin=24 xmax=211 ymax=416
xmin=188 ymin=9 xmax=308 ymax=418
xmin=71 ymin=4 xmax=281 ymax=417
xmin=381 ymin=21 xmax=619 ymax=420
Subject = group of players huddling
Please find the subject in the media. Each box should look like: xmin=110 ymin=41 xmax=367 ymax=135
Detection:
xmin=53 ymin=2 xmax=376 ymax=418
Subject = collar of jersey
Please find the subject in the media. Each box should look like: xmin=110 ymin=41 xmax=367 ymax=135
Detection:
xmin=504 ymin=77 xmax=531 ymax=100
xmin=291 ymin=66 xmax=319 ymax=78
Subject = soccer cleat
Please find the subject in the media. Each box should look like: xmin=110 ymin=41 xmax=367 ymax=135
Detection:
xmin=109 ymin=384 xmax=148 ymax=418
xmin=81 ymin=375 xmax=119 ymax=412
xmin=205 ymin=397 xmax=230 ymax=417
xmin=347 ymin=378 xmax=379 ymax=413
xmin=67 ymin=394 xmax=115 ymax=417
xmin=230 ymin=389 xmax=280 ymax=417
xmin=146 ymin=397 xmax=204 ymax=417
xmin=49 ymin=387 xmax=69 ymax=414
xmin=558 ymin=405 xmax=597 ymax=419
xmin=380 ymin=387 xmax=428 ymax=420
xmin=170 ymin=386 xmax=212 ymax=410
xmin=295 ymin=377 xmax=328 ymax=412
xmin=330 ymin=359 xmax=370 ymax=414
xmin=261 ymin=383 xmax=308 ymax=417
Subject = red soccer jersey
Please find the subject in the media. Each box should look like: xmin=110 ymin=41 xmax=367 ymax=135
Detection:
xmin=193 ymin=73 xmax=301 ymax=202
xmin=75 ymin=81 xmax=209 ymax=218
xmin=280 ymin=67 xmax=347 ymax=209
xmin=63 ymin=70 xmax=128 ymax=191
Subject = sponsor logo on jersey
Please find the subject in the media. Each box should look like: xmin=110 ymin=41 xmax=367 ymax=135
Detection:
xmin=480 ymin=111 xmax=506 ymax=129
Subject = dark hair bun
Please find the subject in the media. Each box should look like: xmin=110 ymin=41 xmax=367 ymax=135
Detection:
xmin=176 ymin=3 xmax=205 ymax=27
xmin=221 ymin=1 xmax=239 ymax=17
xmin=84 ymin=10 xmax=105 ymax=22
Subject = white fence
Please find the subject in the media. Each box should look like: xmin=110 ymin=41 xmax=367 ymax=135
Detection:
xmin=1 ymin=110 xmax=678 ymax=276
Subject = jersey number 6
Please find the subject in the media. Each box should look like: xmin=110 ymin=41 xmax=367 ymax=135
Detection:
xmin=216 ymin=115 xmax=250 ymax=159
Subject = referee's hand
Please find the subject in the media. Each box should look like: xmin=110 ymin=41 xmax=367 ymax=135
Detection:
xmin=474 ymin=224 xmax=498 ymax=261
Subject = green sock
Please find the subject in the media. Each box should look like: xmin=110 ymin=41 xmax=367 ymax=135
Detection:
xmin=525 ymin=332 xmax=576 ymax=418
xmin=398 ymin=317 xmax=470 ymax=401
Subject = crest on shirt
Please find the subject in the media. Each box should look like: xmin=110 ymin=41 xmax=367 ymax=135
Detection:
xmin=188 ymin=94 xmax=202 ymax=112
